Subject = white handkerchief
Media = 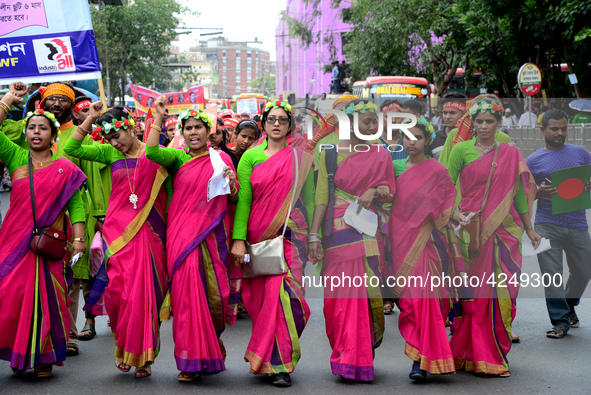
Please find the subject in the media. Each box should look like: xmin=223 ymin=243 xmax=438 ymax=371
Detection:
xmin=343 ymin=199 xmax=379 ymax=237
xmin=522 ymin=237 xmax=552 ymax=257
xmin=207 ymin=148 xmax=231 ymax=201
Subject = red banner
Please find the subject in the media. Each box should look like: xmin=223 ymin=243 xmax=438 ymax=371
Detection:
xmin=129 ymin=82 xmax=205 ymax=115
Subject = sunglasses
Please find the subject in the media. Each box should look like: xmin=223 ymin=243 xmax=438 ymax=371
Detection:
xmin=266 ymin=116 xmax=289 ymax=125
xmin=46 ymin=96 xmax=71 ymax=105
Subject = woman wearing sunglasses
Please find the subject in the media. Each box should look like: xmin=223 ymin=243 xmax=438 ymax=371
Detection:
xmin=231 ymin=100 xmax=315 ymax=387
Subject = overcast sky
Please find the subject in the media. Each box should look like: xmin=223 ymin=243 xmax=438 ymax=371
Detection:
xmin=175 ymin=0 xmax=286 ymax=61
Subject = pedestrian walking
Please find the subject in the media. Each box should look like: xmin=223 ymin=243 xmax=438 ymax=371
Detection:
xmin=65 ymin=103 xmax=169 ymax=378
xmin=525 ymin=109 xmax=591 ymax=339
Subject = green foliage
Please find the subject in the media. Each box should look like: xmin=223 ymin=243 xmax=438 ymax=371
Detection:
xmin=249 ymin=76 xmax=276 ymax=97
xmin=91 ymin=0 xmax=191 ymax=105
xmin=284 ymin=0 xmax=591 ymax=97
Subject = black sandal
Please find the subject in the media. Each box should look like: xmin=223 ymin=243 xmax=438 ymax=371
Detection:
xmin=569 ymin=313 xmax=580 ymax=328
xmin=66 ymin=342 xmax=79 ymax=356
xmin=546 ymin=326 xmax=567 ymax=339
xmin=78 ymin=323 xmax=96 ymax=341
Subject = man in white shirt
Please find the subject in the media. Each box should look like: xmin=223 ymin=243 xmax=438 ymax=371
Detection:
xmin=502 ymin=108 xmax=518 ymax=127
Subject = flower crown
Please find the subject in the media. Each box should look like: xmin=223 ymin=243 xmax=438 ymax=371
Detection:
xmin=23 ymin=109 xmax=60 ymax=133
xmin=344 ymin=101 xmax=379 ymax=115
xmin=469 ymin=100 xmax=505 ymax=118
xmin=264 ymin=100 xmax=292 ymax=115
xmin=101 ymin=115 xmax=135 ymax=134
xmin=403 ymin=115 xmax=435 ymax=140
xmin=177 ymin=108 xmax=212 ymax=132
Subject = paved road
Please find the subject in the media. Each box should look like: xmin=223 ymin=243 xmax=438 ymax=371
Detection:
xmin=1 ymin=190 xmax=590 ymax=394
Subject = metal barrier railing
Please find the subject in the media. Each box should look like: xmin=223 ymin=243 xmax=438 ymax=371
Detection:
xmin=503 ymin=124 xmax=591 ymax=158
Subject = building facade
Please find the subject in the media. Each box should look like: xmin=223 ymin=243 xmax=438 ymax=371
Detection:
xmin=276 ymin=0 xmax=351 ymax=97
xmin=181 ymin=37 xmax=271 ymax=99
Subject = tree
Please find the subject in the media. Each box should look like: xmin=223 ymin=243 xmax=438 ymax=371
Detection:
xmin=284 ymin=0 xmax=591 ymax=98
xmin=91 ymin=0 xmax=192 ymax=105
xmin=249 ymin=76 xmax=276 ymax=97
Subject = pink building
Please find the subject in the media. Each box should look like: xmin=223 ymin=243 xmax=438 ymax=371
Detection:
xmin=276 ymin=0 xmax=352 ymax=97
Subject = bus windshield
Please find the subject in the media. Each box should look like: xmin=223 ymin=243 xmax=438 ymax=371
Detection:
xmin=369 ymin=82 xmax=430 ymax=109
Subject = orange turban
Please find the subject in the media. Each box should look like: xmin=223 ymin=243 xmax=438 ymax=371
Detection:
xmin=39 ymin=83 xmax=75 ymax=104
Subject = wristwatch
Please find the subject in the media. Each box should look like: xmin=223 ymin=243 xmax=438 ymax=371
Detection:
xmin=73 ymin=237 xmax=85 ymax=242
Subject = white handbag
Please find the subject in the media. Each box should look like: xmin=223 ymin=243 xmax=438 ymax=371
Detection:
xmin=243 ymin=150 xmax=299 ymax=278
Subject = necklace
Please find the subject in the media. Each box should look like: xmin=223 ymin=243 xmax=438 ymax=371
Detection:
xmin=31 ymin=155 xmax=52 ymax=167
xmin=475 ymin=139 xmax=497 ymax=153
xmin=124 ymin=144 xmax=142 ymax=209
xmin=125 ymin=143 xmax=142 ymax=158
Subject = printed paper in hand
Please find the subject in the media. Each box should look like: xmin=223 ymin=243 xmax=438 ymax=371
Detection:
xmin=207 ymin=148 xmax=231 ymax=201
xmin=343 ymin=199 xmax=379 ymax=237
xmin=522 ymin=237 xmax=551 ymax=257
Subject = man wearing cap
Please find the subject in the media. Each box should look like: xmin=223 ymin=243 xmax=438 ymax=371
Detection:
xmin=502 ymin=108 xmax=518 ymax=128
xmin=1 ymin=82 xmax=111 ymax=355
xmin=426 ymin=93 xmax=466 ymax=160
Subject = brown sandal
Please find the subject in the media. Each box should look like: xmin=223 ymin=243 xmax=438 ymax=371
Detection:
xmin=178 ymin=371 xmax=197 ymax=382
xmin=499 ymin=370 xmax=511 ymax=378
xmin=383 ymin=301 xmax=394 ymax=315
xmin=115 ymin=358 xmax=131 ymax=372
xmin=34 ymin=365 xmax=52 ymax=378
xmin=134 ymin=365 xmax=151 ymax=378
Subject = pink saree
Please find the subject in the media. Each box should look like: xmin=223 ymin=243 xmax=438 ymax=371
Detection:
xmin=390 ymin=159 xmax=457 ymax=374
xmin=321 ymin=144 xmax=396 ymax=381
xmin=242 ymin=146 xmax=313 ymax=375
xmin=0 ymin=159 xmax=85 ymax=371
xmin=166 ymin=151 xmax=238 ymax=374
xmin=94 ymin=151 xmax=168 ymax=368
xmin=449 ymin=143 xmax=536 ymax=374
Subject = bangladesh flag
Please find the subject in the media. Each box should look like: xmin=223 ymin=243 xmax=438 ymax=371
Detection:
xmin=551 ymin=164 xmax=591 ymax=214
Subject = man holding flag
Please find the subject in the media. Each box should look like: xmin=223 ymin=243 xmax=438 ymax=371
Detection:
xmin=526 ymin=109 xmax=591 ymax=339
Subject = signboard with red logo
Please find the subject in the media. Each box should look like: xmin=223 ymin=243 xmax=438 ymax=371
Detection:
xmin=518 ymin=63 xmax=542 ymax=96
xmin=0 ymin=0 xmax=102 ymax=84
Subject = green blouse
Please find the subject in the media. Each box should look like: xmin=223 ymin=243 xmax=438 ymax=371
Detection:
xmin=438 ymin=128 xmax=511 ymax=167
xmin=446 ymin=140 xmax=528 ymax=214
xmin=145 ymin=144 xmax=193 ymax=174
xmin=392 ymin=158 xmax=409 ymax=178
xmin=65 ymin=138 xmax=174 ymax=207
xmin=233 ymin=139 xmax=316 ymax=240
xmin=0 ymin=130 xmax=84 ymax=224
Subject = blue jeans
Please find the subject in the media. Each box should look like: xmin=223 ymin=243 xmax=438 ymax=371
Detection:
xmin=535 ymin=223 xmax=591 ymax=330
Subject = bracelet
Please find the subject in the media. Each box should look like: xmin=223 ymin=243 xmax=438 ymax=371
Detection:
xmin=524 ymin=225 xmax=533 ymax=230
xmin=73 ymin=237 xmax=85 ymax=242
xmin=0 ymin=101 xmax=10 ymax=114
xmin=150 ymin=124 xmax=161 ymax=132
xmin=308 ymin=235 xmax=322 ymax=243
xmin=77 ymin=126 xmax=90 ymax=135
xmin=308 ymin=233 xmax=321 ymax=238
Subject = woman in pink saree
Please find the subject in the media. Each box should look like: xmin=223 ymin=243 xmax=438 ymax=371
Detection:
xmin=308 ymin=99 xmax=396 ymax=382
xmin=146 ymin=97 xmax=239 ymax=382
xmin=447 ymin=99 xmax=540 ymax=377
xmin=65 ymin=105 xmax=169 ymax=378
xmin=0 ymin=105 xmax=86 ymax=378
xmin=390 ymin=119 xmax=459 ymax=380
xmin=232 ymin=100 xmax=315 ymax=387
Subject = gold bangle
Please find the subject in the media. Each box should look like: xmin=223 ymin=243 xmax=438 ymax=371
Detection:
xmin=73 ymin=237 xmax=85 ymax=242
xmin=0 ymin=102 xmax=10 ymax=114
xmin=150 ymin=124 xmax=161 ymax=132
